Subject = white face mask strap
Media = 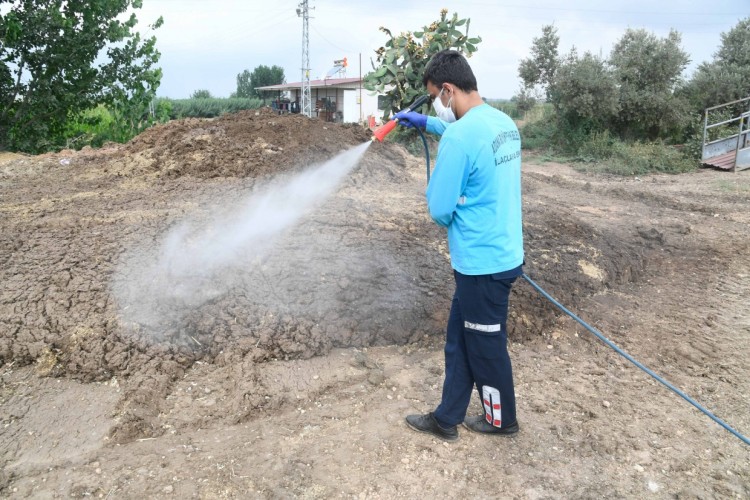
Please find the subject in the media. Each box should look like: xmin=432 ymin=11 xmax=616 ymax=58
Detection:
xmin=439 ymin=86 xmax=451 ymax=104
xmin=434 ymin=85 xmax=457 ymax=123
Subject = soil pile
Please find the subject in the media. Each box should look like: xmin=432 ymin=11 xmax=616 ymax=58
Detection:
xmin=112 ymin=108 xmax=372 ymax=179
xmin=1 ymin=111 xmax=649 ymax=442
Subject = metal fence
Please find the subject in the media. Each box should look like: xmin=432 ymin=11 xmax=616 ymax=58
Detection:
xmin=702 ymin=96 xmax=750 ymax=172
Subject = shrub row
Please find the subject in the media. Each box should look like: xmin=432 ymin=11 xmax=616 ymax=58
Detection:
xmin=156 ymin=97 xmax=263 ymax=119
xmin=520 ymin=105 xmax=699 ymax=175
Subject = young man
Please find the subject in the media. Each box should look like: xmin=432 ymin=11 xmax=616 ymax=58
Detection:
xmin=394 ymin=50 xmax=524 ymax=441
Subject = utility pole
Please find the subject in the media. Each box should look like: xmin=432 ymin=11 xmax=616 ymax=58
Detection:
xmin=296 ymin=1 xmax=312 ymax=118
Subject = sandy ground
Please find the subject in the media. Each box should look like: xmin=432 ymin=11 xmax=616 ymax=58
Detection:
xmin=1 ymin=111 xmax=749 ymax=498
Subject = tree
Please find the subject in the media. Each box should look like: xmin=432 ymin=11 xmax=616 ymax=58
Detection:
xmin=609 ymin=29 xmax=690 ymax=139
xmin=682 ymin=17 xmax=750 ymax=113
xmin=191 ymin=89 xmax=213 ymax=99
xmin=363 ymin=9 xmax=482 ymax=120
xmin=518 ymin=24 xmax=559 ymax=99
xmin=511 ymin=86 xmax=537 ymax=117
xmin=235 ymin=70 xmax=253 ymax=98
xmin=715 ymin=17 xmax=750 ymax=68
xmin=235 ymin=65 xmax=285 ymax=102
xmin=0 ymin=0 xmax=163 ymax=153
xmin=549 ymin=49 xmax=619 ymax=141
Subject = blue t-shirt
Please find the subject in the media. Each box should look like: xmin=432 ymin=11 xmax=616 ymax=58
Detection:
xmin=425 ymin=104 xmax=524 ymax=275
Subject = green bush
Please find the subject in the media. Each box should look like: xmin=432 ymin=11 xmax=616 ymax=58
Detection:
xmin=157 ymin=97 xmax=263 ymax=119
xmin=520 ymin=118 xmax=555 ymax=150
xmin=64 ymin=100 xmax=172 ymax=149
xmin=576 ymin=139 xmax=697 ymax=175
xmin=519 ymin=101 xmax=698 ymax=175
xmin=61 ymin=98 xmax=264 ymax=150
xmin=518 ymin=104 xmax=555 ymax=149
xmin=576 ymin=130 xmax=617 ymax=161
xmin=64 ymin=105 xmax=116 ymax=149
xmin=679 ymin=114 xmax=706 ymax=161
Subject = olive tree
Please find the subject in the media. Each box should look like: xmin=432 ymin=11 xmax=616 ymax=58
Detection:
xmin=609 ymin=29 xmax=690 ymax=140
xmin=550 ymin=49 xmax=619 ymax=133
xmin=518 ymin=24 xmax=560 ymax=99
xmin=683 ymin=17 xmax=750 ymax=113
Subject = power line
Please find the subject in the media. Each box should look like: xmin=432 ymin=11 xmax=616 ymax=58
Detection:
xmin=311 ymin=25 xmax=355 ymax=54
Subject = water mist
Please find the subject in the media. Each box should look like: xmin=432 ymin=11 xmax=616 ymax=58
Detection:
xmin=112 ymin=142 xmax=372 ymax=339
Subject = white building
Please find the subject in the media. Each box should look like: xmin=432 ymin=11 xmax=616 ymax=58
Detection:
xmin=255 ymin=77 xmax=382 ymax=126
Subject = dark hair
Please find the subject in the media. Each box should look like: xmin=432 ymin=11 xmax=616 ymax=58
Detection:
xmin=422 ymin=50 xmax=478 ymax=92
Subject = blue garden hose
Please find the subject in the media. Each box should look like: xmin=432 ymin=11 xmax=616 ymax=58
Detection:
xmin=416 ymin=127 xmax=431 ymax=183
xmin=521 ymin=273 xmax=750 ymax=446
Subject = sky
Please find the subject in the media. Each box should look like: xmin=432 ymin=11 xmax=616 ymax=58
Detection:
xmin=133 ymin=0 xmax=748 ymax=99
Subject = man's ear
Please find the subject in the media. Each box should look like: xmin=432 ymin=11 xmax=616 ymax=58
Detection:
xmin=445 ymin=83 xmax=459 ymax=97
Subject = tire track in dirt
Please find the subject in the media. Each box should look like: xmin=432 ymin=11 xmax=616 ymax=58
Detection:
xmin=513 ymin=162 xmax=750 ymax=498
xmin=694 ymin=262 xmax=750 ymax=433
xmin=522 ymin=161 xmax=750 ymax=447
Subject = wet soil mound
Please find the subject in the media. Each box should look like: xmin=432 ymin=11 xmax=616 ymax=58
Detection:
xmin=0 ymin=112 xmax=649 ymax=441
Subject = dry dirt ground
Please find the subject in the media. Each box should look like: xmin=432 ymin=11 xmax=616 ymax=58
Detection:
xmin=1 ymin=110 xmax=749 ymax=498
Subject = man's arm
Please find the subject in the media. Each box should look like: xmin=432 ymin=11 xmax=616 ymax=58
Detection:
xmin=393 ymin=112 xmax=451 ymax=137
xmin=425 ymin=136 xmax=470 ymax=227
xmin=425 ymin=116 xmax=450 ymax=136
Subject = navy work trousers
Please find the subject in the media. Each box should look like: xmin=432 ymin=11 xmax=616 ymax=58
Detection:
xmin=433 ymin=270 xmax=518 ymax=428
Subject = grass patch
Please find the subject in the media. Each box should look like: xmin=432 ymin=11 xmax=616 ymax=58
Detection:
xmin=574 ymin=140 xmax=698 ymax=176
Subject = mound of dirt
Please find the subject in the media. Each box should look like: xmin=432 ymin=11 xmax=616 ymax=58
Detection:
xmin=0 ymin=112 xmax=643 ymax=442
xmin=108 ymin=108 xmax=372 ymax=179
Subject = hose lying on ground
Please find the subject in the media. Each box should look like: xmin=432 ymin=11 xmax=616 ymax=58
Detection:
xmin=415 ymin=137 xmax=749 ymax=446
xmin=521 ymin=273 xmax=749 ymax=446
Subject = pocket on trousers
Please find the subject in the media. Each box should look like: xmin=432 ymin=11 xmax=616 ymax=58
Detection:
xmin=490 ymin=273 xmax=517 ymax=282
xmin=464 ymin=327 xmax=503 ymax=360
xmin=486 ymin=274 xmax=515 ymax=307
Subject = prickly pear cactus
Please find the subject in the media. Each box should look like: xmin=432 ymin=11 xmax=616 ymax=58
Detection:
xmin=363 ymin=9 xmax=482 ymax=121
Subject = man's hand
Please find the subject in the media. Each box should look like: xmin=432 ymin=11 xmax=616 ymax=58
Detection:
xmin=394 ymin=111 xmax=427 ymax=129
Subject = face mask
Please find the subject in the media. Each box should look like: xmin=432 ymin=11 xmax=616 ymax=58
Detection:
xmin=433 ymin=88 xmax=456 ymax=123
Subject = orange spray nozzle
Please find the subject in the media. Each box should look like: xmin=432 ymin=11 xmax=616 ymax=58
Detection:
xmin=371 ymin=94 xmax=430 ymax=142
xmin=372 ymin=120 xmax=398 ymax=142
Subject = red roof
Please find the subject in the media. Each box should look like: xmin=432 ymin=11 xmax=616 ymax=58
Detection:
xmin=255 ymin=77 xmax=362 ymax=91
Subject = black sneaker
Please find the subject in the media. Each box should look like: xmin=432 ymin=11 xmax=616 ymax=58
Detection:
xmin=463 ymin=415 xmax=519 ymax=436
xmin=405 ymin=412 xmax=459 ymax=442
